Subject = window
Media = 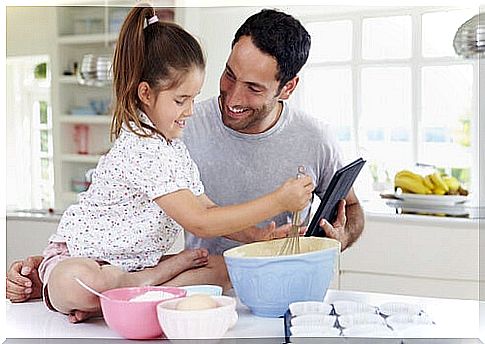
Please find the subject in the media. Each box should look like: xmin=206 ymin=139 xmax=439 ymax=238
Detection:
xmin=293 ymin=8 xmax=478 ymax=198
xmin=6 ymin=56 xmax=54 ymax=210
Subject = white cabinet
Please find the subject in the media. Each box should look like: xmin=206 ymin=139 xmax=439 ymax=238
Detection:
xmin=339 ymin=213 xmax=480 ymax=300
xmin=6 ymin=218 xmax=59 ymax=268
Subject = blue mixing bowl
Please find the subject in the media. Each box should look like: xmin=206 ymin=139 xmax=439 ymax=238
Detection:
xmin=223 ymin=237 xmax=340 ymax=317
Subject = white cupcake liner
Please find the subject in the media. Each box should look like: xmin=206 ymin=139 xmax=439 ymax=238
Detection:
xmin=342 ymin=324 xmax=394 ymax=337
xmin=398 ymin=324 xmax=444 ymax=337
xmin=290 ymin=326 xmax=341 ymax=337
xmin=289 ymin=301 xmax=332 ymax=316
xmin=379 ymin=302 xmax=423 ymax=316
xmin=338 ymin=312 xmax=386 ymax=328
xmin=332 ymin=300 xmax=377 ymax=316
xmin=386 ymin=313 xmax=434 ymax=331
xmin=291 ymin=314 xmax=337 ymax=327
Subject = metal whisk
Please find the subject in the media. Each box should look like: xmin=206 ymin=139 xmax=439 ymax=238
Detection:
xmin=278 ymin=166 xmax=306 ymax=256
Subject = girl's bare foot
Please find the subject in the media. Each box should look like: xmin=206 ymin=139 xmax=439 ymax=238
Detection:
xmin=68 ymin=309 xmax=102 ymax=323
xmin=145 ymin=248 xmax=209 ymax=286
xmin=166 ymin=248 xmax=209 ymax=270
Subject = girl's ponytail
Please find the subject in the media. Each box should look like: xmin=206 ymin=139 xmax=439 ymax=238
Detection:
xmin=111 ymin=5 xmax=155 ymax=139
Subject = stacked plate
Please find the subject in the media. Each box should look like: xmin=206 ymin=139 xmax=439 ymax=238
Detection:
xmin=453 ymin=13 xmax=485 ymax=58
xmin=77 ymin=54 xmax=112 ymax=86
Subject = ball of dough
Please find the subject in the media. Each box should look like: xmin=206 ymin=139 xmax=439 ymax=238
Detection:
xmin=176 ymin=294 xmax=218 ymax=310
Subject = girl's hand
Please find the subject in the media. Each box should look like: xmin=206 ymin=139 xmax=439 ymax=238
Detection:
xmin=275 ymin=175 xmax=314 ymax=212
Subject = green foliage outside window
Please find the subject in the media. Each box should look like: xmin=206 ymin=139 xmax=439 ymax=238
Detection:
xmin=34 ymin=62 xmax=47 ymax=79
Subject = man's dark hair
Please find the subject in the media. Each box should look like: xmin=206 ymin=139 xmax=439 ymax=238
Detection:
xmin=232 ymin=9 xmax=311 ymax=92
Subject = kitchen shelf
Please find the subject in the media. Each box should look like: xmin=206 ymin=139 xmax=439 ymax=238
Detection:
xmin=58 ymin=75 xmax=112 ymax=87
xmin=58 ymin=75 xmax=78 ymax=84
xmin=61 ymin=154 xmax=102 ymax=163
xmin=57 ymin=32 xmax=118 ymax=45
xmin=60 ymin=114 xmax=111 ymax=124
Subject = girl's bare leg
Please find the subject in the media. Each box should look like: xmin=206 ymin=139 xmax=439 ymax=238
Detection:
xmin=47 ymin=248 xmax=209 ymax=323
xmin=161 ymin=256 xmax=232 ymax=292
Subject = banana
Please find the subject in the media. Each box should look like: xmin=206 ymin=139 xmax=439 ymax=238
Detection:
xmin=429 ymin=172 xmax=449 ymax=193
xmin=395 ymin=170 xmax=422 ymax=179
xmin=442 ymin=176 xmax=460 ymax=192
xmin=432 ymin=187 xmax=447 ymax=195
xmin=423 ymin=175 xmax=434 ymax=190
xmin=394 ymin=174 xmax=432 ymax=194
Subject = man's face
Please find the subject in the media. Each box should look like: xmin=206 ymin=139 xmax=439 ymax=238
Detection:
xmin=219 ymin=36 xmax=285 ymax=134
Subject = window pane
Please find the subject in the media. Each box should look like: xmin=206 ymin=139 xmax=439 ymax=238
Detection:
xmin=306 ymin=20 xmax=352 ymax=62
xmin=420 ymin=65 xmax=473 ymax=169
xmin=362 ymin=15 xmax=412 ymax=60
xmin=40 ymin=130 xmax=49 ymax=153
xmin=301 ymin=66 xmax=355 ymax=159
xmin=303 ymin=66 xmax=353 ymax=132
xmin=39 ymin=100 xmax=48 ymax=124
xmin=40 ymin=158 xmax=50 ymax=180
xmin=422 ymin=9 xmax=477 ymax=57
xmin=360 ymin=67 xmax=413 ymax=166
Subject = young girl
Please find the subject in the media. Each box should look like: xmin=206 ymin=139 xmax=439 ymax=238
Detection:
xmin=39 ymin=5 xmax=314 ymax=323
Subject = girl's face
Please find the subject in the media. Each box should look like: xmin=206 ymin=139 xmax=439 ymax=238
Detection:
xmin=143 ymin=67 xmax=204 ymax=140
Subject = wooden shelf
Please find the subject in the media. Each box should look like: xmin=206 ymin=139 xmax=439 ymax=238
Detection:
xmin=61 ymin=154 xmax=102 ymax=163
xmin=57 ymin=32 xmax=118 ymax=45
xmin=59 ymin=115 xmax=111 ymax=124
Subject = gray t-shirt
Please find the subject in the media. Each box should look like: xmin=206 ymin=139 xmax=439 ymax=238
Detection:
xmin=183 ymin=96 xmax=343 ymax=255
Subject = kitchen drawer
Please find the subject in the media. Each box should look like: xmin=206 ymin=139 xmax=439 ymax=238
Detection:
xmin=339 ymin=271 xmax=479 ymax=300
xmin=340 ymin=218 xmax=479 ymax=281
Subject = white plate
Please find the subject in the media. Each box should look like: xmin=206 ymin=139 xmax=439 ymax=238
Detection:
xmin=394 ymin=193 xmax=468 ymax=206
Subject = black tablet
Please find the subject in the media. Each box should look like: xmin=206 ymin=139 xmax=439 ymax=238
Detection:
xmin=305 ymin=157 xmax=366 ymax=237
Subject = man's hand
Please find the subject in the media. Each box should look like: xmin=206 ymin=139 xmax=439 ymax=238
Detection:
xmin=320 ymin=199 xmax=350 ymax=250
xmin=319 ymin=189 xmax=365 ymax=251
xmin=6 ymin=255 xmax=43 ymax=302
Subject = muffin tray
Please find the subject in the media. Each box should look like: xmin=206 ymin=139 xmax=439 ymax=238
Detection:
xmin=283 ymin=300 xmax=436 ymax=340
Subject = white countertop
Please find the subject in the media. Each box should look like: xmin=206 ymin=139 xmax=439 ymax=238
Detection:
xmin=6 ymin=289 xmax=483 ymax=340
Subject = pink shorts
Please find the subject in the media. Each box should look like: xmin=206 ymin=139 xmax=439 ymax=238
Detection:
xmin=38 ymin=242 xmax=71 ymax=311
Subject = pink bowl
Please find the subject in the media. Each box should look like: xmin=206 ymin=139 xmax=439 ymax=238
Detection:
xmin=100 ymin=286 xmax=186 ymax=339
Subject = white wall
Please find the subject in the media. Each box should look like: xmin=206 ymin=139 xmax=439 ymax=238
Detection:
xmin=180 ymin=6 xmax=264 ymax=100
xmin=6 ymin=7 xmax=57 ymax=57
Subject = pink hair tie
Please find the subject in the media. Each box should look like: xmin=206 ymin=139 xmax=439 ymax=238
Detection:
xmin=147 ymin=15 xmax=159 ymax=25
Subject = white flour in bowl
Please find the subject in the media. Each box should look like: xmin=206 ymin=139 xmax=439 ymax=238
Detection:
xmin=129 ymin=290 xmax=177 ymax=302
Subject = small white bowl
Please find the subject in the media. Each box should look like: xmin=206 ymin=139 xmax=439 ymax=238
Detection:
xmin=157 ymin=295 xmax=237 ymax=339
xmin=291 ymin=314 xmax=337 ymax=327
xmin=379 ymin=302 xmax=423 ymax=316
xmin=180 ymin=284 xmax=223 ymax=297
xmin=332 ymin=300 xmax=377 ymax=316
xmin=289 ymin=301 xmax=332 ymax=316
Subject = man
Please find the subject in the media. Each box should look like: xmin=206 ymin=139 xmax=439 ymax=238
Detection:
xmin=6 ymin=9 xmax=364 ymax=303
xmin=183 ymin=9 xmax=364 ymax=255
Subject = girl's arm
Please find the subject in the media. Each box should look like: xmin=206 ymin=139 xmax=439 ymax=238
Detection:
xmin=154 ymin=176 xmax=313 ymax=238
xmin=196 ymin=194 xmax=291 ymax=243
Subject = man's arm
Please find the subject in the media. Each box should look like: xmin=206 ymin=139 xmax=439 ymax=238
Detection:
xmin=319 ymin=188 xmax=364 ymax=251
